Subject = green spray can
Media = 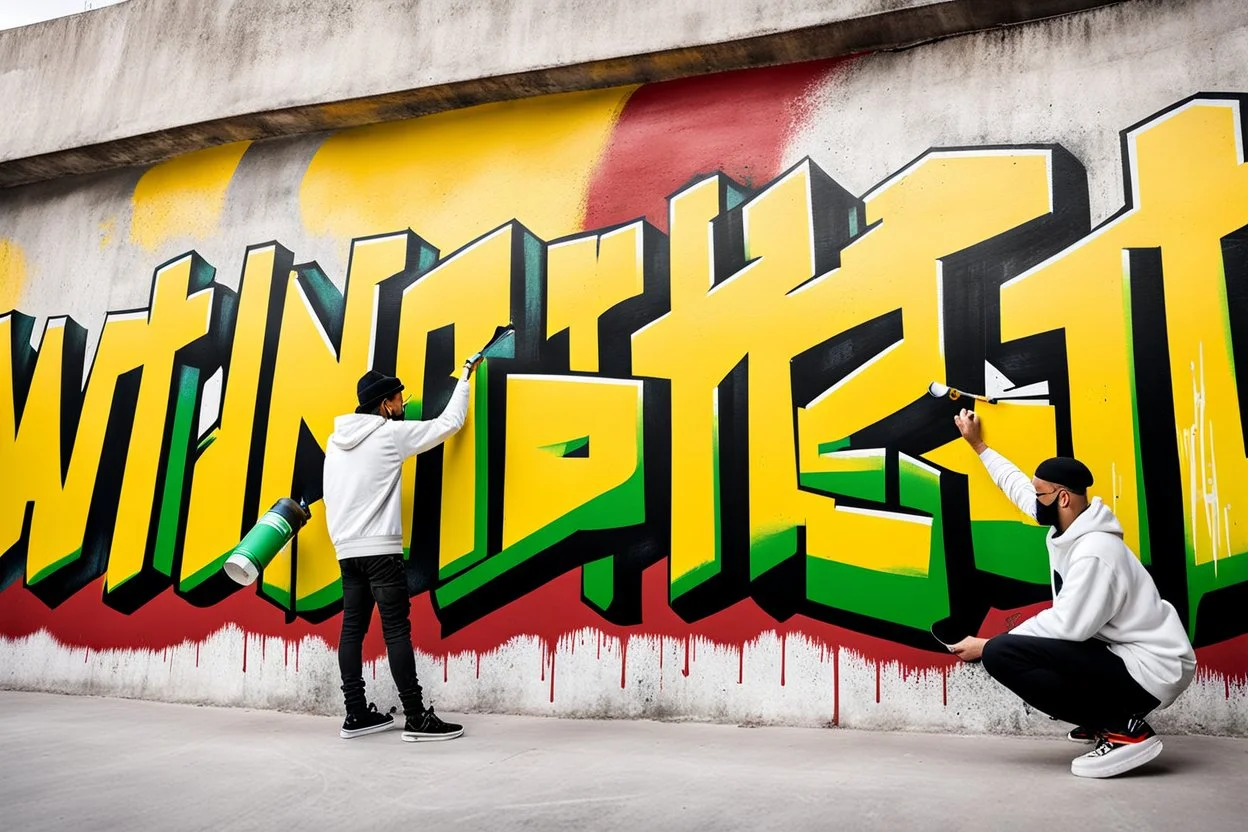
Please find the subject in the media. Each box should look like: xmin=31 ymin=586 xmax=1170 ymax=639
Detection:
xmin=223 ymin=497 xmax=312 ymax=586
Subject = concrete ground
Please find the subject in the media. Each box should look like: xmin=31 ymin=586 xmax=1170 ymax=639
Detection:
xmin=1 ymin=692 xmax=1245 ymax=831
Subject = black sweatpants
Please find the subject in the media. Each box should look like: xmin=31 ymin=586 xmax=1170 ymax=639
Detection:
xmin=981 ymin=634 xmax=1160 ymax=731
xmin=338 ymin=553 xmax=424 ymax=717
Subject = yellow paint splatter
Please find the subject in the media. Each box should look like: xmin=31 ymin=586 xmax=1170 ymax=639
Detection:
xmin=98 ymin=217 xmax=117 ymax=250
xmin=131 ymin=142 xmax=251 ymax=252
xmin=300 ymin=87 xmax=636 ymax=255
xmin=0 ymin=238 xmax=28 ymax=313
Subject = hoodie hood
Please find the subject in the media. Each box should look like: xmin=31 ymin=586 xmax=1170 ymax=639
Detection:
xmin=329 ymin=413 xmax=388 ymax=450
xmin=1048 ymin=496 xmax=1123 ymax=558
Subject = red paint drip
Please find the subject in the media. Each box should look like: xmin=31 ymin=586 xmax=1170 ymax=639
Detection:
xmin=738 ymin=644 xmax=744 ymax=685
xmin=875 ymin=659 xmax=881 ymax=704
xmin=443 ymin=654 xmax=449 ymax=683
xmin=781 ymin=633 xmax=787 ymax=687
xmin=283 ymin=643 xmax=288 ymax=668
xmin=682 ymin=636 xmax=690 ymax=678
xmin=294 ymin=642 xmax=299 ymax=673
xmin=476 ymin=653 xmax=481 ymax=679
xmin=83 ymin=646 xmax=89 ymax=663
xmin=261 ymin=638 xmax=266 ymax=662
xmin=195 ymin=643 xmax=199 ymax=668
xmin=620 ymin=638 xmax=628 ymax=689
xmin=372 ymin=661 xmax=376 ymax=680
xmin=242 ymin=632 xmax=248 ymax=673
xmin=692 ymin=638 xmax=697 ymax=662
xmin=549 ymin=642 xmax=557 ymax=703
xmin=832 ymin=645 xmax=840 ymax=727
xmin=163 ymin=646 xmax=168 ymax=663
xmin=942 ymin=664 xmax=948 ymax=707
xmin=597 ymin=632 xmax=602 ymax=660
xmin=540 ymin=642 xmax=547 ymax=682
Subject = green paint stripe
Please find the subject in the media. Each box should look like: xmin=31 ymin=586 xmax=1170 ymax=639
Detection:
xmin=196 ymin=432 xmax=217 ymax=453
xmin=264 ymin=585 xmax=292 ymax=610
xmin=28 ymin=548 xmax=82 ymax=586
xmin=154 ymin=366 xmax=199 ymax=576
xmin=540 ymin=435 xmax=589 ymax=457
xmin=816 ymin=437 xmax=851 ymax=455
xmin=180 ymin=551 xmax=231 ymax=592
xmin=1122 ymin=269 xmax=1152 ymax=565
xmin=670 ymin=558 xmax=720 ymax=601
xmin=296 ymin=577 xmax=343 ymax=612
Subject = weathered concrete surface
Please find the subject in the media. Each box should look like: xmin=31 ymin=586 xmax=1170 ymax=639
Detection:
xmin=1 ymin=691 xmax=1245 ymax=831
xmin=0 ymin=0 xmax=1123 ymax=186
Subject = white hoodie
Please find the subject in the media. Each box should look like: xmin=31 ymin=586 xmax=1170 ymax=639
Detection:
xmin=322 ymin=378 xmax=470 ymax=560
xmin=979 ymin=448 xmax=1196 ymax=708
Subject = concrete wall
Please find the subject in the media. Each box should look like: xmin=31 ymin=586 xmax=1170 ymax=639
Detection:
xmin=2 ymin=0 xmax=1248 ymax=736
xmin=0 ymin=0 xmax=1121 ymax=185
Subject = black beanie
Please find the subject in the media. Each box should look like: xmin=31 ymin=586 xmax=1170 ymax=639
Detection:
xmin=355 ymin=370 xmax=403 ymax=414
xmin=1034 ymin=457 xmax=1094 ymax=494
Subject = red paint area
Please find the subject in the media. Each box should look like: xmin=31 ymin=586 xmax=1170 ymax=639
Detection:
xmin=583 ymin=57 xmax=857 ymax=234
xmin=3 ymin=565 xmax=1246 ymax=682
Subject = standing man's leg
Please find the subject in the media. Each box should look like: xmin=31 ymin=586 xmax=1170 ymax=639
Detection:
xmin=338 ymin=556 xmax=393 ymax=737
xmin=366 ymin=553 xmax=464 ymax=742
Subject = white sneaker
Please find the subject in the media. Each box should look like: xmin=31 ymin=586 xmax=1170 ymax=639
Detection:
xmin=1070 ymin=718 xmax=1163 ymax=778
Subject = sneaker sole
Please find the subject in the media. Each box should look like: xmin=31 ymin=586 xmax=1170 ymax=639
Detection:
xmin=402 ymin=728 xmax=465 ymax=743
xmin=1071 ymin=736 xmax=1163 ymax=778
xmin=1067 ymin=734 xmax=1097 ymax=744
xmin=339 ymin=720 xmax=395 ymax=739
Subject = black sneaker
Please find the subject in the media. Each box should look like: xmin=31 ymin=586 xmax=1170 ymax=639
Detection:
xmin=339 ymin=702 xmax=394 ymax=739
xmin=1067 ymin=725 xmax=1098 ymax=743
xmin=1071 ymin=717 xmax=1162 ymax=778
xmin=402 ymin=707 xmax=464 ymax=743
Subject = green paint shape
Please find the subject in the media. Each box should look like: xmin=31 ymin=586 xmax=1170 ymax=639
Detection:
xmin=154 ymin=365 xmax=199 ymax=577
xmin=436 ymin=403 xmax=645 ymax=609
xmin=540 ymin=435 xmax=589 ymax=458
xmin=582 ymin=555 xmax=615 ymax=610
xmin=970 ymin=520 xmax=1050 ymax=584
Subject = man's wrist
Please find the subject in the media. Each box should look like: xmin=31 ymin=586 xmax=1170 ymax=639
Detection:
xmin=971 ymin=441 xmax=988 ymax=455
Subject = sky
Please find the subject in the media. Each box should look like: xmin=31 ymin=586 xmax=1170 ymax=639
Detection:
xmin=0 ymin=0 xmax=126 ymax=31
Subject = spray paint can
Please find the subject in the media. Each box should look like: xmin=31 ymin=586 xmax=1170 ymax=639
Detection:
xmin=223 ymin=498 xmax=312 ymax=586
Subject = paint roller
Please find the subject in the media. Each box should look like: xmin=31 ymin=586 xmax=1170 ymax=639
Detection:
xmin=927 ymin=380 xmax=998 ymax=405
xmin=467 ymin=322 xmax=516 ymax=365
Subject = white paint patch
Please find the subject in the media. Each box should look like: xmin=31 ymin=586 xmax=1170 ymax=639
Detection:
xmin=1 ymin=627 xmax=1242 ymax=737
xmin=784 ymin=0 xmax=1248 ymax=227
xmin=197 ymin=366 xmax=223 ymax=439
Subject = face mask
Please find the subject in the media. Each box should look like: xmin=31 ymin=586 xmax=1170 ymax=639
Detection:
xmin=1035 ymin=495 xmax=1061 ymax=527
xmin=385 ymin=403 xmax=404 ymax=422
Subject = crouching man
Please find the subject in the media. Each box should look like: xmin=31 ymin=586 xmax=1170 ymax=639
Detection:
xmin=950 ymin=408 xmax=1195 ymax=778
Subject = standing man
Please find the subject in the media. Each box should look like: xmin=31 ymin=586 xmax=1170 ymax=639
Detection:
xmin=949 ymin=408 xmax=1195 ymax=778
xmin=323 ymin=355 xmax=481 ymax=742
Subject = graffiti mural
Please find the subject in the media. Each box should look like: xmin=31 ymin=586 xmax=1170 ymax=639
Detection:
xmin=2 ymin=91 xmax=1248 ymax=711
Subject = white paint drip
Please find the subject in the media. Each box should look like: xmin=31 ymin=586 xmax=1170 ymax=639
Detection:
xmin=1 ymin=626 xmax=1243 ymax=737
xmin=1179 ymin=344 xmax=1232 ymax=575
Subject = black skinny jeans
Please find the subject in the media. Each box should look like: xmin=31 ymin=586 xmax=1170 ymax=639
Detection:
xmin=338 ymin=553 xmax=424 ymax=717
xmin=982 ymin=634 xmax=1160 ymax=731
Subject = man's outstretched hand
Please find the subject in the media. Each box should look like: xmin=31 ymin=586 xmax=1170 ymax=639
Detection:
xmin=463 ymin=353 xmax=484 ymax=378
xmin=950 ymin=636 xmax=988 ymax=663
xmin=954 ymin=408 xmax=988 ymax=454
